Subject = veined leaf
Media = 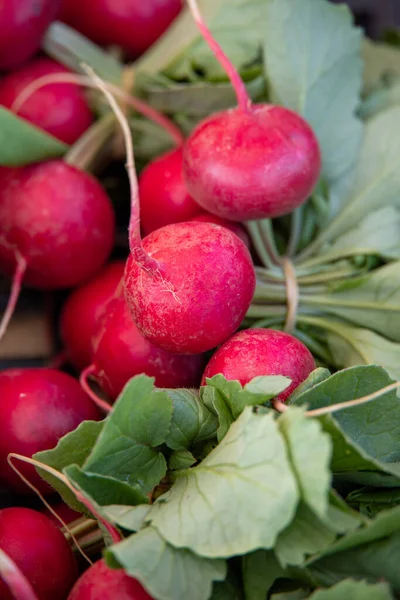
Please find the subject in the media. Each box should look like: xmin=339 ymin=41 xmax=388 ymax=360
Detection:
xmin=309 ymin=579 xmax=394 ymax=599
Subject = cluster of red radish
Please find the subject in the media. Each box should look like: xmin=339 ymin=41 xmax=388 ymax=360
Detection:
xmin=0 ymin=0 xmax=321 ymax=598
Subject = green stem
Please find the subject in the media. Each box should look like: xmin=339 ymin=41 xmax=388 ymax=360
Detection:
xmin=64 ymin=113 xmax=115 ymax=170
xmin=287 ymin=206 xmax=304 ymax=257
xmin=246 ymin=305 xmax=287 ymax=319
xmin=258 ymin=220 xmax=281 ymax=265
xmin=246 ymin=222 xmax=277 ymax=269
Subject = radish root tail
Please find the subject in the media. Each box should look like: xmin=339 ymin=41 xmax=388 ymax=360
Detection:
xmin=0 ymin=548 xmax=39 ymax=600
xmin=80 ymin=365 xmax=112 ymax=414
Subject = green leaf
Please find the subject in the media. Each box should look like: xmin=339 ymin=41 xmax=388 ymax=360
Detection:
xmin=288 ymin=369 xmax=332 ymax=405
xmin=0 ymin=107 xmax=68 ymax=166
xmin=168 ymin=449 xmax=196 ymax=470
xmin=264 ymin=0 xmax=363 ymax=189
xmin=84 ymin=375 xmax=173 ymax=493
xmin=293 ymin=365 xmax=400 ymax=464
xmin=106 ymin=526 xmax=227 ymax=600
xmin=347 ymin=488 xmax=400 ymax=518
xmin=315 ymin=106 xmax=400 ymax=244
xmin=102 ymin=504 xmax=151 ymax=531
xmin=309 ymin=579 xmax=394 ymax=599
xmin=201 ymin=386 xmax=235 ymax=442
xmin=360 ymin=79 xmax=400 ymax=121
xmin=43 ymin=21 xmax=123 ymax=83
xmin=164 ymin=388 xmax=218 ymax=451
xmin=242 ymin=550 xmax=286 ymax=600
xmin=210 ymin=576 xmax=243 ymax=600
xmin=136 ymin=0 xmax=266 ymax=81
xmin=64 ymin=465 xmax=148 ymax=507
xmin=34 ymin=420 xmax=104 ymax=512
xmin=303 ymin=262 xmax=400 ymax=341
xmin=147 ymin=408 xmax=298 ymax=558
xmin=278 ymin=407 xmax=332 ymax=519
xmin=362 ymin=39 xmax=400 ymax=94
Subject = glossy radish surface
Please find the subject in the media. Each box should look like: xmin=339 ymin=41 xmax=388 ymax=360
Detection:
xmin=0 ymin=507 xmax=78 ymax=600
xmin=139 ymin=147 xmax=203 ymax=236
xmin=183 ymin=104 xmax=321 ymax=221
xmin=124 ymin=221 xmax=255 ymax=354
xmin=60 ymin=261 xmax=125 ymax=371
xmin=68 ymin=558 xmax=153 ymax=600
xmin=0 ymin=57 xmax=93 ymax=144
xmin=0 ymin=368 xmax=101 ymax=493
xmin=190 ymin=212 xmax=250 ymax=249
xmin=0 ymin=161 xmax=115 ymax=289
xmin=0 ymin=1 xmax=61 ymax=71
xmin=91 ymin=293 xmax=204 ymax=399
xmin=60 ymin=0 xmax=183 ymax=57
xmin=202 ymin=328 xmax=316 ymax=401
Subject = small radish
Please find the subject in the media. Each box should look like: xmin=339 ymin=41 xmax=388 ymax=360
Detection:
xmin=67 ymin=558 xmax=152 ymax=600
xmin=182 ymin=0 xmax=321 ymax=221
xmin=85 ymin=65 xmax=256 ymax=356
xmin=189 ymin=213 xmax=250 ymax=249
xmin=0 ymin=57 xmax=93 ymax=144
xmin=202 ymin=328 xmax=316 ymax=402
xmin=60 ymin=261 xmax=125 ymax=371
xmin=139 ymin=147 xmax=203 ymax=236
xmin=0 ymin=160 xmax=115 ymax=341
xmin=124 ymin=221 xmax=255 ymax=354
xmin=0 ymin=507 xmax=78 ymax=600
xmin=0 ymin=1 xmax=61 ymax=71
xmin=83 ymin=292 xmax=205 ymax=401
xmin=59 ymin=0 xmax=183 ymax=58
xmin=0 ymin=368 xmax=101 ymax=493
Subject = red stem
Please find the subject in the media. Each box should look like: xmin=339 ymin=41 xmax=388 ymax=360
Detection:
xmin=11 ymin=73 xmax=185 ymax=146
xmin=80 ymin=365 xmax=112 ymax=414
xmin=187 ymin=0 xmax=251 ymax=113
xmin=0 ymin=252 xmax=27 ymax=342
xmin=0 ymin=548 xmax=39 ymax=600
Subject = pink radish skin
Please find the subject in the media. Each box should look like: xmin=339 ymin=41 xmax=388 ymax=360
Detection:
xmin=60 ymin=0 xmax=183 ymax=58
xmin=0 ymin=1 xmax=61 ymax=71
xmin=183 ymin=105 xmax=321 ymax=221
xmin=202 ymin=329 xmax=316 ymax=402
xmin=139 ymin=147 xmax=203 ymax=236
xmin=0 ymin=57 xmax=93 ymax=144
xmin=0 ymin=161 xmax=115 ymax=289
xmin=189 ymin=213 xmax=250 ymax=249
xmin=0 ymin=507 xmax=78 ymax=600
xmin=124 ymin=221 xmax=256 ymax=354
xmin=68 ymin=558 xmax=152 ymax=600
xmin=0 ymin=368 xmax=100 ymax=494
xmin=90 ymin=293 xmax=205 ymax=400
xmin=182 ymin=0 xmax=321 ymax=222
xmin=60 ymin=261 xmax=125 ymax=371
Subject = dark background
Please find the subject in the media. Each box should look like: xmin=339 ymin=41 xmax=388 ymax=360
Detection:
xmin=332 ymin=0 xmax=400 ymax=38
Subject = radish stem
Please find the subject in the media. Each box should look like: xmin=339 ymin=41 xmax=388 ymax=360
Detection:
xmin=0 ymin=548 xmax=39 ymax=600
xmin=80 ymin=365 xmax=112 ymax=414
xmin=0 ymin=251 xmax=27 ymax=342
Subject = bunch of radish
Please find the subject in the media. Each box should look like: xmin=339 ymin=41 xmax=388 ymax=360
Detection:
xmin=0 ymin=0 xmax=322 ymax=597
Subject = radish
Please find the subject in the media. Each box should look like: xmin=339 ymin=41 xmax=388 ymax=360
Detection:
xmin=83 ymin=292 xmax=205 ymax=401
xmin=67 ymin=558 xmax=152 ymax=600
xmin=202 ymin=328 xmax=316 ymax=402
xmin=0 ymin=57 xmax=93 ymax=144
xmin=0 ymin=1 xmax=60 ymax=71
xmin=60 ymin=261 xmax=125 ymax=371
xmin=0 ymin=507 xmax=78 ymax=600
xmin=59 ymin=0 xmax=183 ymax=57
xmin=0 ymin=368 xmax=101 ymax=493
xmin=139 ymin=147 xmax=203 ymax=236
xmin=0 ymin=160 xmax=115 ymax=341
xmin=189 ymin=213 xmax=250 ymax=249
xmin=85 ymin=66 xmax=255 ymax=356
xmin=182 ymin=0 xmax=321 ymax=221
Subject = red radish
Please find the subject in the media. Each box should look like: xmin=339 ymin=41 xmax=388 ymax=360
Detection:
xmin=182 ymin=0 xmax=321 ymax=221
xmin=88 ymin=67 xmax=255 ymax=356
xmin=60 ymin=261 xmax=125 ymax=371
xmin=139 ymin=147 xmax=203 ymax=236
xmin=85 ymin=292 xmax=204 ymax=401
xmin=0 ymin=57 xmax=93 ymax=144
xmin=68 ymin=558 xmax=152 ymax=600
xmin=0 ymin=507 xmax=78 ymax=600
xmin=124 ymin=221 xmax=255 ymax=354
xmin=202 ymin=328 xmax=316 ymax=402
xmin=190 ymin=213 xmax=250 ymax=249
xmin=59 ymin=0 xmax=183 ymax=58
xmin=0 ymin=160 xmax=115 ymax=341
xmin=0 ymin=1 xmax=61 ymax=71
xmin=0 ymin=368 xmax=101 ymax=493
